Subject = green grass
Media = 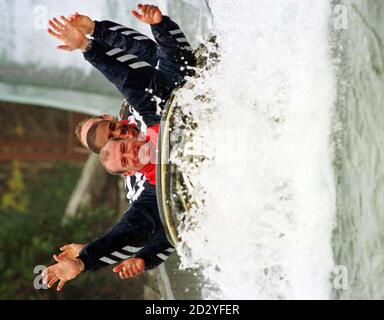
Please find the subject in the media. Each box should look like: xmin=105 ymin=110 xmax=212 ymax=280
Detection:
xmin=0 ymin=161 xmax=143 ymax=300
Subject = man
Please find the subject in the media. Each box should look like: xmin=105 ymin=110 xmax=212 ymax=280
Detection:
xmin=43 ymin=4 xmax=196 ymax=290
xmin=76 ymin=113 xmax=143 ymax=153
xmin=100 ymin=126 xmax=158 ymax=177
xmin=47 ymin=5 xmax=195 ymax=108
xmin=44 ymin=130 xmax=165 ymax=290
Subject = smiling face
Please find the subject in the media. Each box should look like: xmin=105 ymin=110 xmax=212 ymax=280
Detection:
xmin=100 ymin=138 xmax=152 ymax=176
xmin=87 ymin=120 xmax=139 ymax=153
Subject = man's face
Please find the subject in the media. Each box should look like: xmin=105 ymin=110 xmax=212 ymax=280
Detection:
xmin=101 ymin=138 xmax=152 ymax=175
xmin=91 ymin=120 xmax=139 ymax=152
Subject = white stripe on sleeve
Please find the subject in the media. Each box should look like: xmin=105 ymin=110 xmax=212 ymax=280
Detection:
xmin=176 ymin=37 xmax=188 ymax=43
xmin=133 ymin=36 xmax=150 ymax=41
xmin=106 ymin=48 xmax=124 ymax=56
xmin=109 ymin=25 xmax=126 ymax=31
xmin=117 ymin=54 xmax=137 ymax=62
xmin=99 ymin=257 xmax=117 ymax=264
xmin=169 ymin=29 xmax=183 ymax=35
xmin=111 ymin=251 xmax=131 ymax=259
xmin=122 ymin=245 xmax=144 ymax=253
xmin=129 ymin=61 xmax=152 ymax=69
xmin=121 ymin=30 xmax=137 ymax=36
xmin=156 ymin=253 xmax=169 ymax=261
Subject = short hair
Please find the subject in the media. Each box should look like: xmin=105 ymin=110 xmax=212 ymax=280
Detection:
xmin=99 ymin=138 xmax=126 ymax=175
xmin=75 ymin=116 xmax=104 ymax=148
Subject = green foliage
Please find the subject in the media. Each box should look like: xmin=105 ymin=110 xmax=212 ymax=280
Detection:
xmin=0 ymin=162 xmax=143 ymax=300
xmin=1 ymin=161 xmax=29 ymax=212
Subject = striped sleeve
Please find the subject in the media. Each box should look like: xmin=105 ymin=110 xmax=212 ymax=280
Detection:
xmin=79 ymin=243 xmax=146 ymax=271
xmin=92 ymin=20 xmax=158 ymax=67
xmin=134 ymin=231 xmax=175 ymax=270
xmin=151 ymin=16 xmax=197 ymax=83
xmin=151 ymin=16 xmax=195 ymax=53
xmin=83 ymin=40 xmax=174 ymax=114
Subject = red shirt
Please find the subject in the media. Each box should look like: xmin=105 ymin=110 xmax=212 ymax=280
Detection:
xmin=139 ymin=124 xmax=159 ymax=185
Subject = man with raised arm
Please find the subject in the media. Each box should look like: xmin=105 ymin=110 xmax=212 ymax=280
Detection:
xmin=43 ymin=4 xmax=196 ymax=290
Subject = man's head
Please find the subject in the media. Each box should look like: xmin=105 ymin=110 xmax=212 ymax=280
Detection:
xmin=75 ymin=115 xmax=139 ymax=153
xmin=100 ymin=137 xmax=152 ymax=176
xmin=75 ymin=115 xmax=114 ymax=149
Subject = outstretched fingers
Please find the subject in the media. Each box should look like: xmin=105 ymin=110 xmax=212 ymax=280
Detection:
xmin=41 ymin=267 xmax=49 ymax=278
xmin=42 ymin=267 xmax=53 ymax=279
xmin=48 ymin=276 xmax=59 ymax=288
xmin=131 ymin=10 xmax=142 ymax=20
xmin=60 ymin=15 xmax=71 ymax=25
xmin=42 ymin=270 xmax=56 ymax=286
xmin=47 ymin=17 xmax=64 ymax=39
xmin=47 ymin=28 xmax=60 ymax=40
xmin=52 ymin=17 xmax=64 ymax=29
xmin=57 ymin=279 xmax=66 ymax=291
xmin=48 ymin=20 xmax=62 ymax=33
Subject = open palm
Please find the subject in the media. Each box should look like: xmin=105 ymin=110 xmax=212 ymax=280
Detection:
xmin=132 ymin=4 xmax=163 ymax=25
xmin=68 ymin=13 xmax=95 ymax=35
xmin=42 ymin=255 xmax=82 ymax=290
xmin=48 ymin=16 xmax=88 ymax=51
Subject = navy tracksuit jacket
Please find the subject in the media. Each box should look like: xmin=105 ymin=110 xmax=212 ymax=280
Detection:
xmin=78 ymin=16 xmax=196 ymax=271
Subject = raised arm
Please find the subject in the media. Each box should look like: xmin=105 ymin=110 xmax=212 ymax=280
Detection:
xmin=47 ymin=16 xmax=174 ymax=117
xmin=48 ymin=16 xmax=90 ymax=52
xmin=132 ymin=4 xmax=197 ymax=84
xmin=83 ymin=39 xmax=174 ymax=116
xmin=68 ymin=13 xmax=158 ymax=67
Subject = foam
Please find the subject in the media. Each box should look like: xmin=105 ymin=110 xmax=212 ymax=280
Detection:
xmin=175 ymin=0 xmax=337 ymax=299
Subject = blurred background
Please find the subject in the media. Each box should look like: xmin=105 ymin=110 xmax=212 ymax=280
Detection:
xmin=0 ymin=0 xmax=211 ymax=300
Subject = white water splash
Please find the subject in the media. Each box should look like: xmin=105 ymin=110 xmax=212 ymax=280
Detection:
xmin=175 ymin=0 xmax=337 ymax=299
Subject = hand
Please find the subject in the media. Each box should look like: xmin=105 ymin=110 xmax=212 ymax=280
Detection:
xmin=59 ymin=243 xmax=87 ymax=260
xmin=42 ymin=254 xmax=84 ymax=291
xmin=67 ymin=12 xmax=95 ymax=35
xmin=113 ymin=258 xmax=145 ymax=279
xmin=131 ymin=4 xmax=163 ymax=25
xmin=48 ymin=16 xmax=89 ymax=51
